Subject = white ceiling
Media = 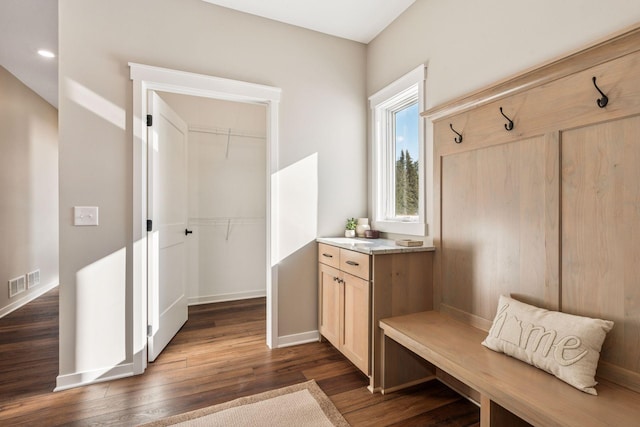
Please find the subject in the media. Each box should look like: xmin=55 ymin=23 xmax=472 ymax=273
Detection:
xmin=0 ymin=0 xmax=58 ymax=108
xmin=203 ymin=0 xmax=416 ymax=44
xmin=0 ymin=0 xmax=415 ymax=109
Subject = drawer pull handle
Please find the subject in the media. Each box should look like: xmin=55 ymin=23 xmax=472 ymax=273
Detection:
xmin=322 ymin=253 xmax=333 ymax=258
xmin=346 ymin=260 xmax=359 ymax=266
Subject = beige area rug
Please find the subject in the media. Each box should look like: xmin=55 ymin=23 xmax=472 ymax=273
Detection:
xmin=141 ymin=380 xmax=350 ymax=427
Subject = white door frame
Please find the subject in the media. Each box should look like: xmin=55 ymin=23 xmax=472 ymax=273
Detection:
xmin=130 ymin=63 xmax=281 ymax=374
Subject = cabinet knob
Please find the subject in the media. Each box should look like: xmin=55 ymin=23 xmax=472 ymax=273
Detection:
xmin=322 ymin=253 xmax=333 ymax=258
xmin=345 ymin=260 xmax=359 ymax=266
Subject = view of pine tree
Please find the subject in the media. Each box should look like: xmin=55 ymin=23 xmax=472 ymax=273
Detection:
xmin=396 ymin=149 xmax=419 ymax=215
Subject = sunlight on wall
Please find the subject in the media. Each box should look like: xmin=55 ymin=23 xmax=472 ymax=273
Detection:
xmin=272 ymin=153 xmax=318 ymax=265
xmin=75 ymin=247 xmax=126 ymax=375
xmin=65 ymin=78 xmax=126 ymax=130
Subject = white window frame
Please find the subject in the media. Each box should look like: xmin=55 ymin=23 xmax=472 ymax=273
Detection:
xmin=369 ymin=65 xmax=427 ymax=236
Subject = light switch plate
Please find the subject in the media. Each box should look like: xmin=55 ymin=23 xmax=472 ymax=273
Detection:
xmin=74 ymin=206 xmax=99 ymax=226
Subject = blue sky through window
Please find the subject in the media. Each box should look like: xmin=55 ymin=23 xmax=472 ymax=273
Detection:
xmin=395 ymin=102 xmax=419 ymax=161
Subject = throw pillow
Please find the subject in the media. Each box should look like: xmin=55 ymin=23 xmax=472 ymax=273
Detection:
xmin=482 ymin=295 xmax=614 ymax=395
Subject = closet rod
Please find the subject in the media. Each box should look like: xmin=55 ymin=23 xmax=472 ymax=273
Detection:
xmin=189 ymin=216 xmax=265 ymax=221
xmin=188 ymin=126 xmax=266 ymax=140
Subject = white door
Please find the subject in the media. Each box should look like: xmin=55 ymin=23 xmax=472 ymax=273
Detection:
xmin=147 ymin=91 xmax=189 ymax=362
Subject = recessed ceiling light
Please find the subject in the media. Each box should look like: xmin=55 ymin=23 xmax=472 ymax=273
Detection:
xmin=38 ymin=49 xmax=56 ymax=58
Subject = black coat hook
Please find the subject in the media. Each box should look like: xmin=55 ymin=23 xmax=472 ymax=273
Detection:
xmin=499 ymin=107 xmax=514 ymax=131
xmin=449 ymin=124 xmax=463 ymax=143
xmin=592 ymin=76 xmax=608 ymax=108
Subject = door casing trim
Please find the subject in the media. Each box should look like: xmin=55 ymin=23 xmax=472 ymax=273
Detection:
xmin=130 ymin=63 xmax=281 ymax=374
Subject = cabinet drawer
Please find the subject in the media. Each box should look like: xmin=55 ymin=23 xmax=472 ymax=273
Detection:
xmin=318 ymin=243 xmax=340 ymax=268
xmin=340 ymin=249 xmax=370 ymax=280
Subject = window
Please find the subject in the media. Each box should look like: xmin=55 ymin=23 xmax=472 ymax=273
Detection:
xmin=369 ymin=65 xmax=427 ymax=236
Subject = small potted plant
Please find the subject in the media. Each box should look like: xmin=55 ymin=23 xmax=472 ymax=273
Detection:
xmin=345 ymin=218 xmax=357 ymax=237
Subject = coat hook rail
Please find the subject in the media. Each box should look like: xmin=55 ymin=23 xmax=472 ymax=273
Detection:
xmin=450 ymin=123 xmax=463 ymax=143
xmin=592 ymin=76 xmax=608 ymax=108
xmin=499 ymin=107 xmax=514 ymax=131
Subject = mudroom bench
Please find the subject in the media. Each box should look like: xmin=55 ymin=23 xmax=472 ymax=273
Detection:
xmin=379 ymin=311 xmax=640 ymax=427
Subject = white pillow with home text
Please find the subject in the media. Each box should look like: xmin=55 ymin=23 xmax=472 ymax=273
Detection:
xmin=482 ymin=295 xmax=613 ymax=395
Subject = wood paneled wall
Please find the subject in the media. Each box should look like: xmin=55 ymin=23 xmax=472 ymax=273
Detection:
xmin=425 ymin=24 xmax=640 ymax=392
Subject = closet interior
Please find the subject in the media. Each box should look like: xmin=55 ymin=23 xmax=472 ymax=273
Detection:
xmin=158 ymin=92 xmax=267 ymax=305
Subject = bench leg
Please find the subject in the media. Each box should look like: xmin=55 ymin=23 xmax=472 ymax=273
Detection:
xmin=380 ymin=334 xmax=435 ymax=394
xmin=481 ymin=394 xmax=532 ymax=427
xmin=480 ymin=394 xmax=491 ymax=427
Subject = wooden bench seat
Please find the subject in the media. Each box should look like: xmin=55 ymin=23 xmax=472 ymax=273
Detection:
xmin=379 ymin=311 xmax=640 ymax=427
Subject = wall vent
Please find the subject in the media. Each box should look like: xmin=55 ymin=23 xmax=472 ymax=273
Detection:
xmin=27 ymin=270 xmax=40 ymax=289
xmin=9 ymin=276 xmax=26 ymax=298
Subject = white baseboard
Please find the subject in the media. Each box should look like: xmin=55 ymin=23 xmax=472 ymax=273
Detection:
xmin=277 ymin=330 xmax=320 ymax=348
xmin=0 ymin=281 xmax=58 ymax=319
xmin=188 ymin=289 xmax=266 ymax=306
xmin=54 ymin=362 xmax=134 ymax=392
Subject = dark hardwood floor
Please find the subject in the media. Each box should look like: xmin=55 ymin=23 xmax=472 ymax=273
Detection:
xmin=0 ymin=287 xmax=479 ymax=426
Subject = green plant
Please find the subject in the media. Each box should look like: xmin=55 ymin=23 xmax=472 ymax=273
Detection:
xmin=346 ymin=218 xmax=357 ymax=230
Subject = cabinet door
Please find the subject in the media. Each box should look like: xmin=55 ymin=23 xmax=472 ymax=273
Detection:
xmin=341 ymin=271 xmax=370 ymax=374
xmin=319 ymin=263 xmax=341 ymax=349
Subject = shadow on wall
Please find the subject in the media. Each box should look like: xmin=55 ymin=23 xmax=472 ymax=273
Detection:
xmin=271 ymin=152 xmax=320 ymax=341
xmin=57 ymin=77 xmax=129 ymax=389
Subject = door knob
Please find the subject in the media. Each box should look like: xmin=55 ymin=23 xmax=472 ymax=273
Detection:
xmin=185 ymin=229 xmax=193 ymax=235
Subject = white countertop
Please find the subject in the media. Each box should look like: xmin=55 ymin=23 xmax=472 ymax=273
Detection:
xmin=317 ymin=237 xmax=435 ymax=255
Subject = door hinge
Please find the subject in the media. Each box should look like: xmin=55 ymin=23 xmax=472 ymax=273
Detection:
xmin=146 ymin=114 xmax=153 ymax=126
xmin=147 ymin=325 xmax=152 ymax=337
xmin=147 ymin=219 xmax=152 ymax=232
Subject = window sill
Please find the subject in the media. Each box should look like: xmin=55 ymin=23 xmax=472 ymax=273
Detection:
xmin=374 ymin=220 xmax=426 ymax=237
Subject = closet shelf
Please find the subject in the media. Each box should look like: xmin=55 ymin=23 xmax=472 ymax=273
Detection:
xmin=188 ymin=217 xmax=265 ymax=241
xmin=188 ymin=217 xmax=265 ymax=226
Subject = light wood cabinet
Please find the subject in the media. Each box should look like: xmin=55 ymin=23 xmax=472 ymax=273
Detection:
xmin=318 ymin=263 xmax=341 ymax=349
xmin=318 ymin=244 xmax=371 ymax=374
xmin=339 ymin=271 xmax=370 ymax=373
xmin=318 ymin=240 xmax=433 ymax=391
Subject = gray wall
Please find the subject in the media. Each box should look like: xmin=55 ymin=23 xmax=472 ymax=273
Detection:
xmin=58 ymin=0 xmax=367 ymax=383
xmin=368 ymin=0 xmax=640 ymax=105
xmin=0 ymin=66 xmax=58 ymax=317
